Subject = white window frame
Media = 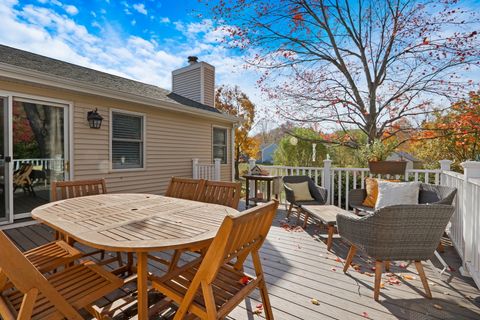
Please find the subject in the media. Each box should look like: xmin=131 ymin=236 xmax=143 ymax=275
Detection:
xmin=212 ymin=126 xmax=228 ymax=164
xmin=109 ymin=108 xmax=146 ymax=172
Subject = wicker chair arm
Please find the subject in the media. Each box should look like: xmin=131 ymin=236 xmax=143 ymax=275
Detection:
xmin=283 ymin=184 xmax=296 ymax=204
xmin=336 ymin=213 xmax=368 ymax=245
xmin=348 ymin=189 xmax=367 ymax=208
xmin=311 ymin=186 xmax=328 ymax=204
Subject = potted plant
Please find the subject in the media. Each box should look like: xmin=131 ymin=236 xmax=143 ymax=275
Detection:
xmin=358 ymin=139 xmax=407 ymax=175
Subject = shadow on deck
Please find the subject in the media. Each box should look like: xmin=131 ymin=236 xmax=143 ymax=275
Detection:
xmin=3 ymin=204 xmax=480 ymax=319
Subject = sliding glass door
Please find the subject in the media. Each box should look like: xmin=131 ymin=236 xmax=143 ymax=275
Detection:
xmin=12 ymin=98 xmax=69 ymax=217
xmin=0 ymin=97 xmax=10 ymax=223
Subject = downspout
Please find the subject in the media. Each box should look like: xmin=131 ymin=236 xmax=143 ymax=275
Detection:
xmin=231 ymin=124 xmax=237 ymax=182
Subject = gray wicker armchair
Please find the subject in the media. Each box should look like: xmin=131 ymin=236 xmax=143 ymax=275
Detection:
xmin=337 ymin=204 xmax=455 ymax=301
xmin=283 ymin=176 xmax=328 ymax=220
xmin=349 ymin=183 xmax=457 ymax=214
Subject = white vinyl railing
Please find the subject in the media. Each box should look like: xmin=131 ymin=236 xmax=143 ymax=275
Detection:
xmin=13 ymin=158 xmax=64 ymax=171
xmin=441 ymin=165 xmax=480 ymax=288
xmin=192 ymin=158 xmax=221 ymax=181
xmin=250 ymin=158 xmax=480 ymax=289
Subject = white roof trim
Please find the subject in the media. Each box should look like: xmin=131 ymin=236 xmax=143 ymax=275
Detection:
xmin=0 ymin=62 xmax=239 ymax=123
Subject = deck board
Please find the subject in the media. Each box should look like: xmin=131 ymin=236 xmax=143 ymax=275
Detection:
xmin=2 ymin=205 xmax=480 ymax=320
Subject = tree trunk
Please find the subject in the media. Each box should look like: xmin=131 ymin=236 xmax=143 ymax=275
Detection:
xmin=234 ymin=145 xmax=241 ymax=180
xmin=23 ymin=103 xmax=48 ymax=158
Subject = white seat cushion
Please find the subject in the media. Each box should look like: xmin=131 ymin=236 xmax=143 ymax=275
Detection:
xmin=285 ymin=181 xmax=314 ymax=201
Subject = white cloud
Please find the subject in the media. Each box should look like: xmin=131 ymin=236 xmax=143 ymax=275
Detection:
xmin=131 ymin=19 xmax=136 ymax=26
xmin=160 ymin=17 xmax=170 ymax=24
xmin=64 ymin=5 xmax=78 ymax=15
xmin=0 ymin=2 xmax=266 ymax=111
xmin=132 ymin=3 xmax=147 ymax=15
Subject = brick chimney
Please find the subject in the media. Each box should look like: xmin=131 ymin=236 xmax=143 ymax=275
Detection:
xmin=172 ymin=56 xmax=215 ymax=108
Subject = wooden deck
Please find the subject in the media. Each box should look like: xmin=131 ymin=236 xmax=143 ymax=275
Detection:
xmin=3 ymin=205 xmax=480 ymax=319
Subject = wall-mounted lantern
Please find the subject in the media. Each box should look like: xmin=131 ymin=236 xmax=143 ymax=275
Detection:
xmin=87 ymin=109 xmax=103 ymax=129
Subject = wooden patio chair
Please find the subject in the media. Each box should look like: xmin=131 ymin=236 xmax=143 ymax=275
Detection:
xmin=51 ymin=179 xmax=123 ymax=268
xmin=165 ymin=177 xmax=206 ymax=201
xmin=0 ymin=230 xmax=124 ymax=320
xmin=198 ymin=180 xmax=242 ymax=209
xmin=151 ymin=200 xmax=279 ymax=320
xmin=13 ymin=163 xmax=35 ymax=196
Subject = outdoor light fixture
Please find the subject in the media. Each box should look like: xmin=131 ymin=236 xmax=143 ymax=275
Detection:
xmin=87 ymin=109 xmax=103 ymax=129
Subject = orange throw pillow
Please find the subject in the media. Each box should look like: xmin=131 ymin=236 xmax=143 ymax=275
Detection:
xmin=362 ymin=178 xmax=378 ymax=207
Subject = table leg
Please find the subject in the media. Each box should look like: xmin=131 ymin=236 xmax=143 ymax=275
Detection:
xmin=245 ymin=178 xmax=250 ymax=207
xmin=137 ymin=252 xmax=148 ymax=320
xmin=327 ymin=225 xmax=335 ymax=251
xmin=267 ymin=181 xmax=271 ymax=201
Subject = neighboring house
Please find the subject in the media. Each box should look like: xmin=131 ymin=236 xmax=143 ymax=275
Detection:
xmin=0 ymin=44 xmax=238 ymax=225
xmin=387 ymin=151 xmax=423 ymax=170
xmin=260 ymin=143 xmax=278 ymax=164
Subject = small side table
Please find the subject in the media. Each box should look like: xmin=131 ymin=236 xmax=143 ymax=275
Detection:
xmin=243 ymin=175 xmax=280 ymax=207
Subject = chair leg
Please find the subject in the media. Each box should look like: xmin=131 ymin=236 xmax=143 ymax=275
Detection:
xmin=343 ymin=245 xmax=356 ymax=273
xmin=287 ymin=203 xmax=293 ymax=220
xmin=415 ymin=261 xmax=432 ymax=299
xmin=252 ymin=251 xmax=273 ymax=320
xmin=384 ymin=261 xmax=390 ymax=272
xmin=302 ymin=211 xmax=309 ymax=229
xmin=116 ymin=252 xmax=124 ymax=267
xmin=374 ymin=260 xmax=383 ymax=301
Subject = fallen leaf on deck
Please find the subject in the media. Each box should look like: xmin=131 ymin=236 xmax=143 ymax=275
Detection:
xmin=402 ymin=275 xmax=415 ymax=280
xmin=448 ymin=266 xmax=456 ymax=272
xmin=380 ymin=282 xmax=385 ymax=289
xmin=297 ymin=244 xmax=301 ymax=249
xmin=388 ymin=277 xmax=401 ymax=285
xmin=362 ymin=311 xmax=369 ymax=318
xmin=256 ymin=303 xmax=263 ymax=309
xmin=335 ymin=257 xmax=342 ymax=263
xmin=371 ymin=267 xmax=376 ymax=271
xmin=433 ymin=304 xmax=443 ymax=310
xmin=311 ymin=298 xmax=320 ymax=305
xmin=253 ymin=309 xmax=262 ymax=315
xmin=331 ymin=267 xmax=337 ymax=272
xmin=239 ymin=276 xmax=251 ymax=286
xmin=364 ymin=272 xmax=374 ymax=277
xmin=399 ymin=263 xmax=407 ymax=269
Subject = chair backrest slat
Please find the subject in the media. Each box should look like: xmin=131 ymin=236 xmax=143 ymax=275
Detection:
xmin=199 ymin=181 xmax=242 ymax=209
xmin=198 ymin=201 xmax=278 ymax=282
xmin=51 ymin=179 xmax=107 ymax=202
xmin=165 ymin=177 xmax=205 ymax=201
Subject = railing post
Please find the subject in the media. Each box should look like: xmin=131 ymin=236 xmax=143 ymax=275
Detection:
xmin=248 ymin=159 xmax=256 ymax=199
xmin=192 ymin=158 xmax=199 ymax=179
xmin=459 ymin=161 xmax=480 ymax=276
xmin=439 ymin=159 xmax=453 ymax=185
xmin=439 ymin=159 xmax=452 ymax=171
xmin=248 ymin=158 xmax=256 ymax=174
xmin=323 ymin=158 xmax=332 ymax=204
xmin=214 ymin=158 xmax=221 ymax=181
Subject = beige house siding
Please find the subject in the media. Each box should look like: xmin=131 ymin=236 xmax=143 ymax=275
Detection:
xmin=0 ymin=79 xmax=233 ymax=195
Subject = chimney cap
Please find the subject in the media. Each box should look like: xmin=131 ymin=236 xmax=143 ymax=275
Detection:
xmin=188 ymin=56 xmax=198 ymax=64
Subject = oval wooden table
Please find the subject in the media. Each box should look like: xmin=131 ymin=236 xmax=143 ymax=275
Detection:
xmin=31 ymin=193 xmax=238 ymax=320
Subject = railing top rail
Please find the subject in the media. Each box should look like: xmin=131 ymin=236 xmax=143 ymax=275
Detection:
xmin=468 ymin=177 xmax=480 ymax=187
xmin=331 ymin=167 xmax=369 ymax=172
xmin=267 ymin=165 xmax=324 ymax=170
xmin=442 ymin=170 xmax=464 ymax=179
xmin=406 ymin=169 xmax=441 ymax=173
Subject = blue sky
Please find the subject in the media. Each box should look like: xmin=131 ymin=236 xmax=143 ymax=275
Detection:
xmin=0 ymin=0 xmax=266 ymax=117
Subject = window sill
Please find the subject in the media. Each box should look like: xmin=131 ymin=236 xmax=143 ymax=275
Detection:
xmin=109 ymin=167 xmax=146 ymax=173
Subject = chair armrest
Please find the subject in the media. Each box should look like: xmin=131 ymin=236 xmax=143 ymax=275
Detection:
xmin=336 ymin=213 xmax=368 ymax=246
xmin=348 ymin=189 xmax=367 ymax=208
xmin=284 ymin=184 xmax=295 ymax=204
xmin=313 ymin=186 xmax=328 ymax=204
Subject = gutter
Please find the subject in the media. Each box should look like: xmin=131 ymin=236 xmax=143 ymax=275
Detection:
xmin=0 ymin=63 xmax=240 ymax=123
